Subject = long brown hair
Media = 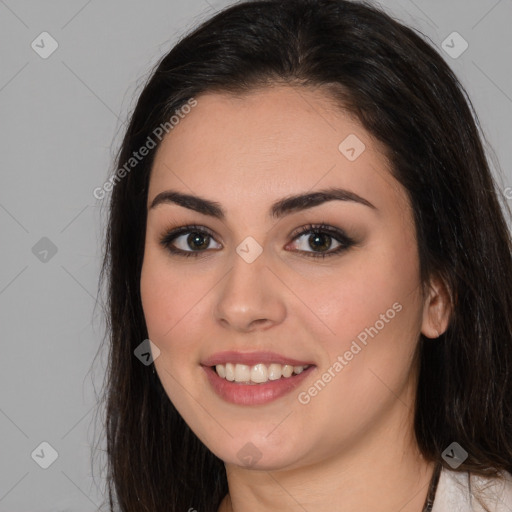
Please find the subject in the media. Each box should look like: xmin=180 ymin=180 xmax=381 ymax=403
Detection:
xmin=92 ymin=1 xmax=512 ymax=510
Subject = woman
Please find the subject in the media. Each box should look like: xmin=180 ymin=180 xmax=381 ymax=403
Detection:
xmin=96 ymin=0 xmax=512 ymax=510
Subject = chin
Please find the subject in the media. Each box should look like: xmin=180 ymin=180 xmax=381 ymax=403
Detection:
xmin=205 ymin=431 xmax=309 ymax=471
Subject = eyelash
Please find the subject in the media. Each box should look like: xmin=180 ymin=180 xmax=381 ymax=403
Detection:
xmin=158 ymin=222 xmax=355 ymax=259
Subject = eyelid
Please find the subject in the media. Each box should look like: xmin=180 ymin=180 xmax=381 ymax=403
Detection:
xmin=288 ymin=223 xmax=351 ymax=241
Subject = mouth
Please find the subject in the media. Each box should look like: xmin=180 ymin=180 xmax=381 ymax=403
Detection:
xmin=201 ymin=361 xmax=316 ymax=405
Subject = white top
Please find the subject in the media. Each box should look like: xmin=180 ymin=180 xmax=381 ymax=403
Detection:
xmin=431 ymin=467 xmax=512 ymax=511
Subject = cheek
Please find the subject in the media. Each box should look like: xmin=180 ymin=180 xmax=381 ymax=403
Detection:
xmin=295 ymin=250 xmax=422 ymax=444
xmin=139 ymin=249 xmax=218 ymax=440
xmin=140 ymin=255 xmax=174 ymax=340
xmin=304 ymin=231 xmax=422 ymax=365
xmin=139 ymin=248 xmax=211 ymax=361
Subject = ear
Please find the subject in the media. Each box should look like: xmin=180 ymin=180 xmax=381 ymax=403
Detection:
xmin=421 ymin=274 xmax=452 ymax=339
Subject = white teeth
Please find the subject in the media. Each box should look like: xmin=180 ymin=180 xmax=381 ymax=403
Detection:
xmin=214 ymin=362 xmax=310 ymax=383
xmin=268 ymin=363 xmax=282 ymax=381
xmin=234 ymin=364 xmax=251 ymax=382
xmin=250 ymin=363 xmax=268 ymax=383
xmin=216 ymin=364 xmax=226 ymax=378
xmin=281 ymin=365 xmax=293 ymax=378
xmin=225 ymin=363 xmax=235 ymax=381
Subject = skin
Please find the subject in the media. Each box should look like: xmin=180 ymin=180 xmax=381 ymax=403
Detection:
xmin=140 ymin=84 xmax=451 ymax=512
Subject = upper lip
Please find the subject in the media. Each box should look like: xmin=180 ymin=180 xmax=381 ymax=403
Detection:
xmin=201 ymin=350 xmax=314 ymax=367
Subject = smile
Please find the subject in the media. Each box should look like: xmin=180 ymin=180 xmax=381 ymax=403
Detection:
xmin=214 ymin=362 xmax=312 ymax=384
xmin=202 ymin=364 xmax=316 ymax=405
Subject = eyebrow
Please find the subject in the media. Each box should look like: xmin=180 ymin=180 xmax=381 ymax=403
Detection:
xmin=149 ymin=187 xmax=377 ymax=220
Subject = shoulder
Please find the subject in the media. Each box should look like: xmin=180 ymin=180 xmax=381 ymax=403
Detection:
xmin=432 ymin=466 xmax=512 ymax=512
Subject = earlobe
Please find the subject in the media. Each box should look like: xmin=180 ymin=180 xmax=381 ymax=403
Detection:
xmin=420 ymin=275 xmax=452 ymax=339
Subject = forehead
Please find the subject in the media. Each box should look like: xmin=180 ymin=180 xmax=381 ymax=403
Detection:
xmin=148 ymin=85 xmax=407 ymax=216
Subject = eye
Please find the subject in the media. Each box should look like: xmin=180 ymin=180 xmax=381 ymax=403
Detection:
xmin=159 ymin=224 xmax=221 ymax=258
xmin=287 ymin=223 xmax=355 ymax=259
xmin=159 ymin=222 xmax=355 ymax=259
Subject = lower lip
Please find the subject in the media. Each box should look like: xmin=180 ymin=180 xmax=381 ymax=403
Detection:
xmin=202 ymin=365 xmax=316 ymax=406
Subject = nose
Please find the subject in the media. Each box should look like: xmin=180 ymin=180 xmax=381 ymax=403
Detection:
xmin=213 ymin=244 xmax=286 ymax=333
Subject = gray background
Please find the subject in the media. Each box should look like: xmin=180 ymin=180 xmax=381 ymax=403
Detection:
xmin=0 ymin=0 xmax=511 ymax=510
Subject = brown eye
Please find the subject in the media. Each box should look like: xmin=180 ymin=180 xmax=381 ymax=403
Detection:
xmin=159 ymin=225 xmax=221 ymax=258
xmin=288 ymin=224 xmax=355 ymax=259
xmin=183 ymin=232 xmax=211 ymax=251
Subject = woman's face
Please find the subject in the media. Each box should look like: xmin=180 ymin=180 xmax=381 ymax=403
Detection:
xmin=140 ymin=84 xmax=433 ymax=470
